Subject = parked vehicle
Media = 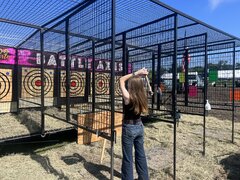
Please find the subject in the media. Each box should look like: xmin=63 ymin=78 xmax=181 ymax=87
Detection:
xmin=161 ymin=72 xmax=204 ymax=91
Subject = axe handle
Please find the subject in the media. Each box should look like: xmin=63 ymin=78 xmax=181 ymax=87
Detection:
xmin=145 ymin=75 xmax=153 ymax=95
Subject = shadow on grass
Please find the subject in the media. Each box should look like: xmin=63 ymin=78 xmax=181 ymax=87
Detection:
xmin=61 ymin=153 xmax=122 ymax=180
xmin=220 ymin=153 xmax=240 ymax=180
xmin=30 ymin=153 xmax=69 ymax=179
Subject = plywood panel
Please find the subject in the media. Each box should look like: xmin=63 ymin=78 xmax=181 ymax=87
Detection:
xmin=77 ymin=111 xmax=122 ymax=144
xmin=0 ymin=102 xmax=17 ymax=113
xmin=21 ymin=67 xmax=54 ymax=98
xmin=0 ymin=69 xmax=12 ymax=102
xmin=95 ymin=73 xmax=110 ymax=95
xmin=61 ymin=71 xmax=86 ymax=97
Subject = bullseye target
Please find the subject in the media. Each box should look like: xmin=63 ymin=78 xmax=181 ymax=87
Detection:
xmin=95 ymin=73 xmax=110 ymax=95
xmin=61 ymin=71 xmax=85 ymax=97
xmin=21 ymin=68 xmax=54 ymax=98
xmin=0 ymin=69 xmax=12 ymax=102
xmin=115 ymin=76 xmax=121 ymax=96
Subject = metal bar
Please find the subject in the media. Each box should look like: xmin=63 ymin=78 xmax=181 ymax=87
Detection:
xmin=125 ymin=28 xmax=175 ymax=41
xmin=40 ymin=29 xmax=45 ymax=135
xmin=16 ymin=0 xmax=94 ymax=47
xmin=232 ymin=42 xmax=236 ymax=143
xmin=92 ymin=41 xmax=96 ymax=113
xmin=157 ymin=44 xmax=161 ymax=110
xmin=110 ymin=0 xmax=116 ymax=179
xmin=14 ymin=48 xmax=20 ymax=114
xmin=184 ymin=48 xmax=189 ymax=106
xmin=208 ymin=50 xmax=234 ymax=56
xmin=72 ymin=39 xmax=154 ymax=56
xmin=130 ymin=58 xmax=152 ymax=64
xmin=17 ymin=30 xmax=40 ymax=48
xmin=91 ymin=15 xmax=195 ymax=47
xmin=42 ymin=0 xmax=93 ymax=27
xmin=59 ymin=39 xmax=91 ymax=54
xmin=65 ymin=19 xmax=70 ymax=122
xmin=43 ymin=0 xmax=96 ymax=34
xmin=143 ymin=117 xmax=175 ymax=124
xmin=122 ymin=32 xmax=127 ymax=75
xmin=56 ymin=52 xmax=61 ymax=108
xmin=128 ymin=50 xmax=151 ymax=58
xmin=203 ymin=33 xmax=208 ymax=156
xmin=178 ymin=22 xmax=198 ymax=29
xmin=150 ymin=0 xmax=240 ymax=41
xmin=124 ymin=13 xmax=175 ymax=34
xmin=0 ymin=18 xmax=41 ymax=29
xmin=152 ymin=53 xmax=155 ymax=110
xmin=127 ymin=33 xmax=207 ymax=54
xmin=0 ymin=127 xmax=75 ymax=145
xmin=173 ymin=13 xmax=178 ymax=180
xmin=208 ymin=41 xmax=237 ymax=49
xmin=122 ymin=32 xmax=127 ymax=116
xmin=162 ymin=33 xmax=207 ymax=46
xmin=44 ymin=113 xmax=111 ymax=140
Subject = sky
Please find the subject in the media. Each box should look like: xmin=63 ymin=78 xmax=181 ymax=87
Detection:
xmin=159 ymin=0 xmax=240 ymax=38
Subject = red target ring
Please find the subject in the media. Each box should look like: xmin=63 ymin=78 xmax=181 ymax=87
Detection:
xmin=95 ymin=73 xmax=110 ymax=95
xmin=62 ymin=72 xmax=84 ymax=96
xmin=23 ymin=69 xmax=52 ymax=97
xmin=35 ymin=80 xmax=42 ymax=87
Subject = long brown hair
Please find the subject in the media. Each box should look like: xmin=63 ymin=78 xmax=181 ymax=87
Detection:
xmin=128 ymin=76 xmax=148 ymax=114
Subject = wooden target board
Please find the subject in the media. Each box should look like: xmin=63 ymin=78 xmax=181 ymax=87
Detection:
xmin=61 ymin=71 xmax=86 ymax=97
xmin=0 ymin=69 xmax=12 ymax=102
xmin=95 ymin=73 xmax=110 ymax=95
xmin=21 ymin=67 xmax=54 ymax=98
xmin=91 ymin=73 xmax=121 ymax=96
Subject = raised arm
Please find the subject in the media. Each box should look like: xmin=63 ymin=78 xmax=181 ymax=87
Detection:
xmin=120 ymin=68 xmax=148 ymax=105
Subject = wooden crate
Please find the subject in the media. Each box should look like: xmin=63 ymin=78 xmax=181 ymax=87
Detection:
xmin=77 ymin=111 xmax=123 ymax=144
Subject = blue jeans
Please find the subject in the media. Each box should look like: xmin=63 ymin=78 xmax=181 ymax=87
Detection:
xmin=121 ymin=122 xmax=149 ymax=180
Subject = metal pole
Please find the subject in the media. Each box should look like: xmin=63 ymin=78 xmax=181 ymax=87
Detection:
xmin=40 ymin=29 xmax=45 ymax=135
xmin=203 ymin=33 xmax=208 ymax=156
xmin=122 ymin=33 xmax=127 ymax=116
xmin=65 ymin=19 xmax=70 ymax=122
xmin=232 ymin=42 xmax=236 ymax=143
xmin=92 ymin=41 xmax=96 ymax=113
xmin=14 ymin=48 xmax=20 ymax=114
xmin=122 ymin=33 xmax=127 ymax=75
xmin=152 ymin=53 xmax=155 ymax=110
xmin=157 ymin=44 xmax=161 ymax=110
xmin=110 ymin=0 xmax=116 ymax=179
xmin=184 ymin=48 xmax=189 ymax=106
xmin=56 ymin=53 xmax=61 ymax=108
xmin=173 ymin=13 xmax=178 ymax=180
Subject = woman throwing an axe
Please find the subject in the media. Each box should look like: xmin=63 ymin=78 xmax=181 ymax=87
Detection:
xmin=120 ymin=67 xmax=150 ymax=180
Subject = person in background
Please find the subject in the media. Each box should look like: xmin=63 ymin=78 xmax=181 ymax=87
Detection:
xmin=120 ymin=68 xmax=149 ymax=180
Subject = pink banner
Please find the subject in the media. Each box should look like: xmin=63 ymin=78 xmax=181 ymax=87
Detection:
xmin=18 ymin=49 xmax=57 ymax=67
xmin=0 ymin=47 xmax=16 ymax=65
xmin=0 ymin=46 xmax=131 ymax=73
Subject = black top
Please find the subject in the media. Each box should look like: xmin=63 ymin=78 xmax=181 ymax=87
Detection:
xmin=123 ymin=102 xmax=141 ymax=121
